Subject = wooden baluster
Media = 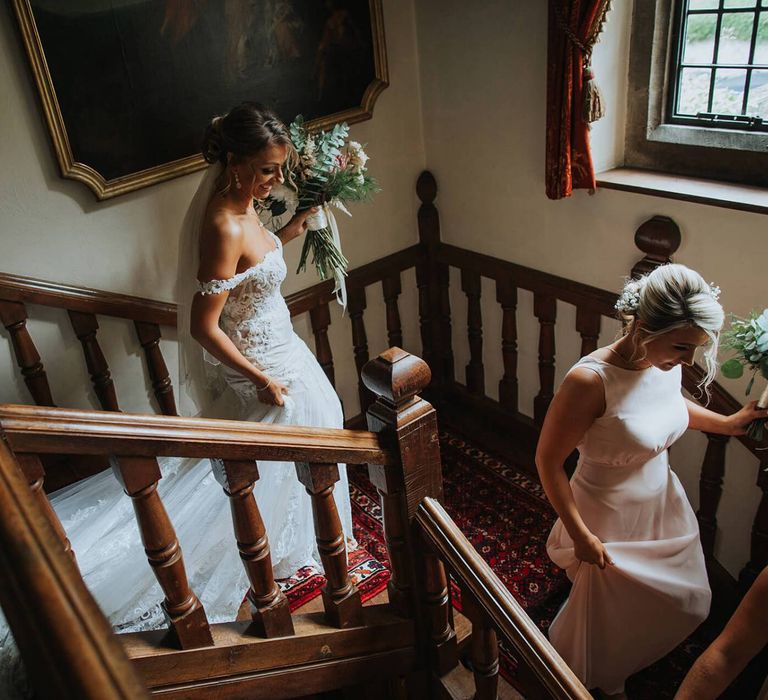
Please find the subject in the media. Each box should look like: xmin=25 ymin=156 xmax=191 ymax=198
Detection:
xmin=416 ymin=262 xmax=437 ymax=377
xmin=739 ymin=454 xmax=768 ymax=591
xmin=347 ymin=287 xmax=374 ymax=414
xmin=362 ymin=348 xmax=457 ymax=672
xmin=533 ymin=294 xmax=557 ymax=425
xmin=422 ymin=543 xmax=456 ymax=675
xmin=0 ymin=300 xmax=55 ymax=405
xmin=309 ymin=302 xmax=335 ymax=388
xmin=134 ymin=321 xmax=177 ymax=416
xmin=416 ymin=170 xmax=442 ymax=381
xmin=461 ymin=269 xmax=484 ymax=396
xmin=110 ymin=455 xmax=213 ymax=649
xmin=382 ymin=274 xmax=404 ymax=349
xmin=295 ymin=461 xmax=363 ymax=628
xmin=16 ymin=453 xmax=76 ymax=564
xmin=212 ymin=459 xmax=294 ymax=637
xmin=437 ymin=263 xmax=455 ymax=384
xmin=576 ymin=307 xmax=601 ymax=358
xmin=68 ymin=311 xmax=119 ymax=411
xmin=631 ymin=216 xmax=681 ymax=278
xmin=462 ymin=591 xmax=500 ymax=700
xmin=496 ymin=279 xmax=518 ymax=413
xmin=697 ymin=433 xmax=730 ymax=561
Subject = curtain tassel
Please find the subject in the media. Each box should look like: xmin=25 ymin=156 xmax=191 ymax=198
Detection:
xmin=582 ymin=65 xmax=605 ymax=126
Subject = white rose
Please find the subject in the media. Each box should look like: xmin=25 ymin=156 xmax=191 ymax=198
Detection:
xmin=346 ymin=141 xmax=369 ymax=171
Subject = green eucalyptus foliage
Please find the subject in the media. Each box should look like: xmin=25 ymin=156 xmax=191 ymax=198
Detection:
xmin=269 ymin=116 xmax=379 ymax=281
xmin=721 ymin=308 xmax=768 ymax=441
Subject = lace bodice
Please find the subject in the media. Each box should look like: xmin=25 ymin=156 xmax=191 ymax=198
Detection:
xmin=197 ymin=231 xmax=295 ymax=376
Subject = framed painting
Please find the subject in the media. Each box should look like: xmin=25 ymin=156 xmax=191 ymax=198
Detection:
xmin=12 ymin=0 xmax=388 ymax=200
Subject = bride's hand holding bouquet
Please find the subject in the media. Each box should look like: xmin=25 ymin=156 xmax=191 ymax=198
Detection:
xmin=264 ymin=117 xmax=378 ymax=305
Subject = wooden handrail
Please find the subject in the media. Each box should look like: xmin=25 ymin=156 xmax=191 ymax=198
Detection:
xmin=0 ymin=436 xmax=149 ymax=699
xmin=416 ymin=497 xmax=591 ymax=700
xmin=0 ymin=272 xmax=177 ymax=326
xmin=0 ymin=403 xmax=396 ymax=465
xmin=437 ymin=243 xmax=617 ymax=316
xmin=0 ymin=246 xmax=421 ymax=328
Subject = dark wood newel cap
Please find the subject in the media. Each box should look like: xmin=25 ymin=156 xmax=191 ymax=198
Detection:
xmin=632 ymin=216 xmax=681 ymax=278
xmin=416 ymin=171 xmax=437 ymax=204
xmin=361 ymin=347 xmax=431 ymax=406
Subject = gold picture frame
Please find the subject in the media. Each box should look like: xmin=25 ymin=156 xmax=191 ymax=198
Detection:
xmin=12 ymin=0 xmax=388 ymax=201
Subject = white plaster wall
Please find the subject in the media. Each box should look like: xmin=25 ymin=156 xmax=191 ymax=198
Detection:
xmin=414 ymin=0 xmax=766 ymax=578
xmin=0 ymin=1 xmax=427 ymax=418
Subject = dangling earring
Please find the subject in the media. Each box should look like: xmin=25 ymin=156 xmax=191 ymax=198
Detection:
xmin=233 ymin=169 xmax=242 ymax=190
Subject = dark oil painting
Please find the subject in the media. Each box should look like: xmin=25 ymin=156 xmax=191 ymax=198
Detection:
xmin=26 ymin=0 xmax=383 ymax=182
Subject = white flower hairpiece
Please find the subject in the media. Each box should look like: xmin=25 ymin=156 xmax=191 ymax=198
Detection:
xmin=615 ymin=287 xmax=641 ymax=314
xmin=707 ymin=283 xmax=721 ymax=302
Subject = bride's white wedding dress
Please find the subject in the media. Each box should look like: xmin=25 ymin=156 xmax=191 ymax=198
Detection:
xmin=0 ymin=227 xmax=354 ymax=694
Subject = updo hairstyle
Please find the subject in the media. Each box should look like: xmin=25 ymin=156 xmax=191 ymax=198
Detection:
xmin=201 ymin=102 xmax=297 ymax=193
xmin=617 ymin=263 xmax=724 ymax=395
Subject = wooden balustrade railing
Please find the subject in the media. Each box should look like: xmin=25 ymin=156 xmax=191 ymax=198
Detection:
xmin=416 ymin=497 xmax=591 ymax=700
xmin=2 ymin=346 xmax=581 ymax=699
xmin=0 ymin=350 xmax=418 ymax=698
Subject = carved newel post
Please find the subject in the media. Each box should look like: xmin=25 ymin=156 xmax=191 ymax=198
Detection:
xmin=631 ymin=216 xmax=681 ymax=278
xmin=362 ymin=348 xmax=458 ymax=675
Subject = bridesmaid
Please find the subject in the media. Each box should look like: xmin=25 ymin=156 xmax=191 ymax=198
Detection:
xmin=535 ymin=264 xmax=767 ymax=700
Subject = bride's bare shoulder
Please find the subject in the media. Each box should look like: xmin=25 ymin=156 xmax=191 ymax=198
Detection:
xmin=201 ymin=201 xmax=245 ymax=249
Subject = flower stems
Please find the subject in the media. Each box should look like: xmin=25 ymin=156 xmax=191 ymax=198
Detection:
xmin=297 ymin=227 xmax=349 ymax=281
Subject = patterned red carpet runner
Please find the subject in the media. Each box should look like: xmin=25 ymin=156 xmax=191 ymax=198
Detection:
xmin=282 ymin=542 xmax=390 ymax=611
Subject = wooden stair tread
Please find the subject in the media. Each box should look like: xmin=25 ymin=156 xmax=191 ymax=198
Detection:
xmin=121 ymin=604 xmax=415 ymax=689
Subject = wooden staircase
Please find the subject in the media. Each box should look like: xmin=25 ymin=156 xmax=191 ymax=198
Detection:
xmin=1 ymin=171 xmax=766 ymax=697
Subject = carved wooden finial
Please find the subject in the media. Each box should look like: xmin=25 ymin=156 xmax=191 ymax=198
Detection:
xmin=417 ymin=172 xmax=440 ymax=247
xmin=631 ymin=216 xmax=681 ymax=278
xmin=416 ymin=171 xmax=437 ymax=204
xmin=361 ymin=347 xmax=431 ymax=408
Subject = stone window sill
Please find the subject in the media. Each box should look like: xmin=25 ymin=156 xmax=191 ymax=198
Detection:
xmin=596 ymin=168 xmax=768 ymax=216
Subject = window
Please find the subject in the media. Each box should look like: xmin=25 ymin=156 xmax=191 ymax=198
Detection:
xmin=669 ymin=0 xmax=767 ymax=132
xmin=624 ymin=0 xmax=768 ymax=187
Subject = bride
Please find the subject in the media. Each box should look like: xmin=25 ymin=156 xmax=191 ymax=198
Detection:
xmin=1 ymin=103 xmax=355 ymax=691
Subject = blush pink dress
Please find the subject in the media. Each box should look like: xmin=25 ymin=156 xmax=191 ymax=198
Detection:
xmin=546 ymin=356 xmax=711 ymax=695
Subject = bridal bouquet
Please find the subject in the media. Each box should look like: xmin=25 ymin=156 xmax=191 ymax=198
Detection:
xmin=265 ymin=117 xmax=378 ymax=304
xmin=721 ymin=308 xmax=768 ymax=441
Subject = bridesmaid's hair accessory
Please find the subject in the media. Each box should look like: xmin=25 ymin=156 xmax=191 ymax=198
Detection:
xmin=614 ymin=285 xmax=641 ymax=314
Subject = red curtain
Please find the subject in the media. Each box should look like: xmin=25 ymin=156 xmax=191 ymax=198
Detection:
xmin=545 ymin=0 xmax=611 ymax=200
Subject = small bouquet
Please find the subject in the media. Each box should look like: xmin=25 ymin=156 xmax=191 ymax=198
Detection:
xmin=265 ymin=117 xmax=378 ymax=305
xmin=721 ymin=308 xmax=768 ymax=441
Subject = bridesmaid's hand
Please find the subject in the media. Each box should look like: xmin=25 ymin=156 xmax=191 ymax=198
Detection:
xmin=725 ymin=400 xmax=768 ymax=436
xmin=573 ymin=531 xmax=614 ymax=569
xmin=256 ymin=377 xmax=288 ymax=406
xmin=276 ymin=206 xmax=320 ymax=244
